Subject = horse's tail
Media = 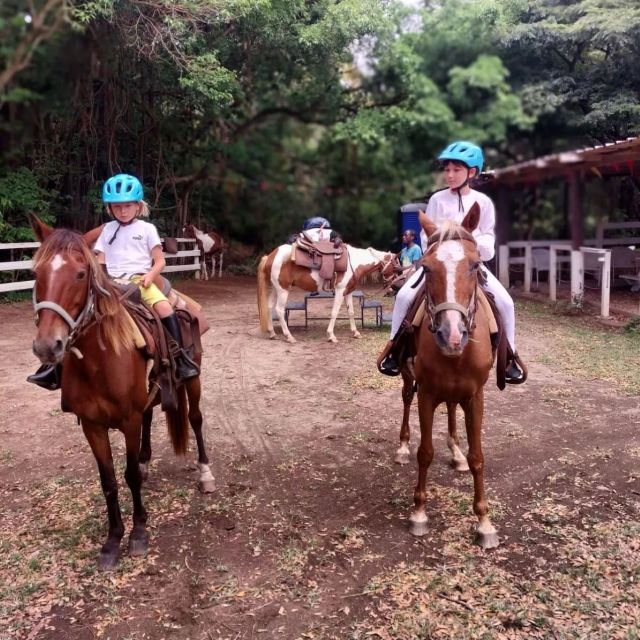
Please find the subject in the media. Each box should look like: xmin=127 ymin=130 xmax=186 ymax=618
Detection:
xmin=165 ymin=385 xmax=189 ymax=455
xmin=257 ymin=255 xmax=270 ymax=334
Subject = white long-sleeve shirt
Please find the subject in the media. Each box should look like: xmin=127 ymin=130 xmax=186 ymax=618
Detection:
xmin=420 ymin=188 xmax=496 ymax=262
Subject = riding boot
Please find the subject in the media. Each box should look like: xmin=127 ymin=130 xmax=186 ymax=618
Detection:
xmin=27 ymin=364 xmax=62 ymax=390
xmin=505 ymin=353 xmax=525 ymax=384
xmin=377 ymin=339 xmax=401 ymax=377
xmin=161 ymin=314 xmax=200 ymax=381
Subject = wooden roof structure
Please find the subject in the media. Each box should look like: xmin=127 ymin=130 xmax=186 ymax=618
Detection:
xmin=490 ymin=136 xmax=640 ymax=186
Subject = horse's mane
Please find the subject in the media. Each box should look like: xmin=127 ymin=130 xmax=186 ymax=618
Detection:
xmin=426 ymin=220 xmax=476 ymax=251
xmin=34 ymin=229 xmax=136 ymax=354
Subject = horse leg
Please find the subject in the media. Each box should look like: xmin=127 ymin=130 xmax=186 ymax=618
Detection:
xmin=211 ymin=255 xmax=216 ymax=280
xmin=409 ymin=394 xmax=436 ymax=536
xmin=139 ymin=408 xmax=153 ymax=481
xmin=345 ymin=293 xmax=361 ymax=339
xmin=186 ymin=377 xmax=215 ymax=493
xmin=461 ymin=391 xmax=499 ymax=549
xmin=266 ymin=289 xmax=277 ymax=339
xmin=123 ymin=415 xmax=149 ymax=557
xmin=394 ymin=371 xmax=414 ymax=465
xmin=446 ymin=402 xmax=469 ymax=472
xmin=82 ymin=421 xmax=124 ymax=570
xmin=275 ymin=289 xmax=296 ymax=344
xmin=218 ymin=251 xmax=223 ymax=277
xmin=326 ymin=290 xmax=345 ymax=343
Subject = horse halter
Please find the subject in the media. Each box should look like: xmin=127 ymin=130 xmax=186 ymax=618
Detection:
xmin=32 ymin=263 xmax=110 ymax=353
xmin=422 ymin=229 xmax=479 ymax=334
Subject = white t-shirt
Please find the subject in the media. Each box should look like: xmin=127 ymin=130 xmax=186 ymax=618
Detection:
xmin=94 ymin=219 xmax=163 ymax=279
xmin=420 ymin=188 xmax=496 ymax=261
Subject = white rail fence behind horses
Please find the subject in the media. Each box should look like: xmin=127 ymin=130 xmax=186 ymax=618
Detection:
xmin=497 ymin=220 xmax=640 ymax=318
xmin=0 ymin=238 xmax=201 ymax=294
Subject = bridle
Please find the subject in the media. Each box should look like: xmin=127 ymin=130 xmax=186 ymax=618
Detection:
xmin=422 ymin=228 xmax=479 ymax=334
xmin=32 ymin=259 xmax=111 ymax=355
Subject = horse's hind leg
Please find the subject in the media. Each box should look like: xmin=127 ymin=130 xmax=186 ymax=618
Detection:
xmin=186 ymin=377 xmax=215 ymax=493
xmin=266 ymin=289 xmax=277 ymax=339
xmin=82 ymin=421 xmax=125 ymax=570
xmin=446 ymin=402 xmax=469 ymax=472
xmin=394 ymin=371 xmax=414 ymax=465
xmin=218 ymin=251 xmax=223 ymax=277
xmin=462 ymin=391 xmax=499 ymax=549
xmin=123 ymin=413 xmax=149 ymax=557
xmin=275 ymin=289 xmax=296 ymax=343
xmin=139 ymin=408 xmax=153 ymax=481
xmin=345 ymin=293 xmax=361 ymax=339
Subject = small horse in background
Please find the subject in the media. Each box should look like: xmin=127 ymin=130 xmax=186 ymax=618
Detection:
xmin=396 ymin=204 xmax=500 ymax=549
xmin=257 ymin=244 xmax=398 ymax=343
xmin=183 ymin=224 xmax=224 ymax=279
xmin=29 ymin=215 xmax=215 ymax=570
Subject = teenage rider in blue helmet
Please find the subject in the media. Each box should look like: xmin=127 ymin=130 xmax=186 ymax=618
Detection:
xmin=377 ymin=141 xmax=525 ymax=383
xmin=27 ymin=174 xmax=199 ymax=389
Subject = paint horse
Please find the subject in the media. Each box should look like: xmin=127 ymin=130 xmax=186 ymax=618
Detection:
xmin=398 ymin=204 xmax=500 ymax=549
xmin=183 ymin=224 xmax=224 ymax=279
xmin=29 ymin=215 xmax=215 ymax=570
xmin=257 ymin=244 xmax=398 ymax=343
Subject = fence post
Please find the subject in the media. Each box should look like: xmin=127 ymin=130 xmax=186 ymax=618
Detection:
xmin=570 ymin=250 xmax=584 ymax=307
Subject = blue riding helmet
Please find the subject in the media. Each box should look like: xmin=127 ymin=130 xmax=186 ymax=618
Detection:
xmin=102 ymin=174 xmax=144 ymax=203
xmin=303 ymin=216 xmax=331 ymax=230
xmin=438 ymin=141 xmax=484 ymax=173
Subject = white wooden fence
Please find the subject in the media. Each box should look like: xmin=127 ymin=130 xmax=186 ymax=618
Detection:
xmin=0 ymin=238 xmax=200 ymax=295
xmin=498 ymin=222 xmax=640 ymax=318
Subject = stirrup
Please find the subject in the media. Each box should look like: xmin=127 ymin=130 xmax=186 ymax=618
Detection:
xmin=505 ymin=353 xmax=527 ymax=385
xmin=175 ymin=352 xmax=200 ymax=381
xmin=378 ymin=355 xmax=400 ymax=377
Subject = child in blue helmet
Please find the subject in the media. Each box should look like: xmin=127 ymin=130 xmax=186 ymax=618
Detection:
xmin=28 ymin=174 xmax=198 ymax=389
xmin=378 ymin=141 xmax=524 ymax=383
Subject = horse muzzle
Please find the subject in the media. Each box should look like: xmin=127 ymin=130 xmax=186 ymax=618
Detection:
xmin=32 ymin=334 xmax=68 ymax=365
xmin=433 ymin=315 xmax=469 ymax=356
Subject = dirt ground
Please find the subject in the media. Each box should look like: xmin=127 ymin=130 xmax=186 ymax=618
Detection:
xmin=1 ymin=276 xmax=639 ymax=640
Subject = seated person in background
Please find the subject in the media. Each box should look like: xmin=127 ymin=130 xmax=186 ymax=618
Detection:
xmin=400 ymin=229 xmax=422 ymax=267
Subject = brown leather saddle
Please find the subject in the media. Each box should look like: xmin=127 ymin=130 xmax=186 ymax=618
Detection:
xmin=292 ymin=232 xmax=348 ymax=290
xmin=114 ymin=278 xmax=205 ymax=411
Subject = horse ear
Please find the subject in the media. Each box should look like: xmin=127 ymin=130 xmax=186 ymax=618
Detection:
xmin=419 ymin=210 xmax=437 ymax=238
xmin=461 ymin=202 xmax=480 ymax=233
xmin=29 ymin=213 xmax=53 ymax=241
xmin=83 ymin=224 xmax=104 ymax=247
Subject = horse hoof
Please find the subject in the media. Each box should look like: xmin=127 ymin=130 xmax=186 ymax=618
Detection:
xmin=474 ymin=529 xmax=500 ymax=549
xmin=394 ymin=452 xmax=410 ymax=465
xmin=198 ymin=479 xmax=216 ymax=494
xmin=327 ymin=336 xmax=338 ymax=344
xmin=98 ymin=550 xmax=120 ymax=571
xmin=409 ymin=516 xmax=429 ymax=537
xmin=352 ymin=331 xmax=361 ymax=339
xmin=129 ymin=534 xmax=149 ymax=557
xmin=451 ymin=459 xmax=470 ymax=472
xmin=139 ymin=462 xmax=149 ymax=481
xmin=286 ymin=336 xmax=297 ymax=344
xmin=268 ymin=332 xmax=277 ymax=340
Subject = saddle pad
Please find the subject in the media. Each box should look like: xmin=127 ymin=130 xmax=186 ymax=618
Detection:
xmin=123 ymin=309 xmax=148 ymax=350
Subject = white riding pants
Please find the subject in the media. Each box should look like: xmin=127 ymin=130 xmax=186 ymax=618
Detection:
xmin=389 ymin=267 xmax=516 ymax=352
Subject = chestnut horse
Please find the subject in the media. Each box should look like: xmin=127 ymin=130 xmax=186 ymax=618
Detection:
xmin=29 ymin=215 xmax=215 ymax=570
xmin=183 ymin=224 xmax=224 ymax=279
xmin=399 ymin=204 xmax=500 ymax=549
xmin=257 ymin=244 xmax=398 ymax=343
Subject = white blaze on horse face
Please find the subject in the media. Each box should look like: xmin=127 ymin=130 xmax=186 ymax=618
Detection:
xmin=51 ymin=254 xmax=66 ymax=272
xmin=435 ymin=240 xmax=466 ymax=343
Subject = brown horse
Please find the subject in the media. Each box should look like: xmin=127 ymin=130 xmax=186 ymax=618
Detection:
xmin=183 ymin=224 xmax=224 ymax=279
xmin=29 ymin=215 xmax=215 ymax=570
xmin=257 ymin=244 xmax=399 ymax=343
xmin=398 ymin=204 xmax=499 ymax=549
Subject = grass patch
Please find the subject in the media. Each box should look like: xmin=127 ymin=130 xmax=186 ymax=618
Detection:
xmin=516 ymin=299 xmax=640 ymax=394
